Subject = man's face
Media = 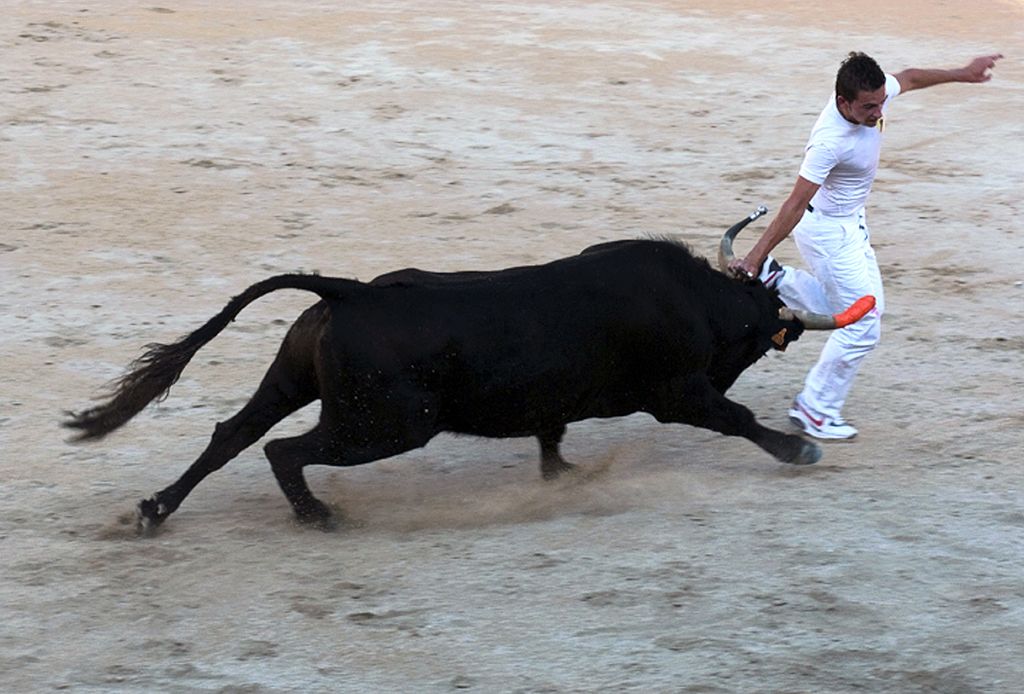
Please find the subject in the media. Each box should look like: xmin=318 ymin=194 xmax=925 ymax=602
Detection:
xmin=837 ymin=85 xmax=886 ymax=127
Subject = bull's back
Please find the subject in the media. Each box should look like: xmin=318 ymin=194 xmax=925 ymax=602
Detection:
xmin=321 ymin=241 xmax=718 ymax=437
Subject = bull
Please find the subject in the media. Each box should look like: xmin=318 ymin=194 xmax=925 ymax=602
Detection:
xmin=65 ymin=208 xmax=873 ymax=533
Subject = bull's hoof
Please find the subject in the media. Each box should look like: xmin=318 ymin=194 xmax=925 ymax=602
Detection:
xmin=136 ymin=497 xmax=169 ymax=537
xmin=541 ymin=457 xmax=577 ymax=481
xmin=791 ymin=441 xmax=822 ymax=466
xmin=294 ymin=500 xmax=335 ymax=531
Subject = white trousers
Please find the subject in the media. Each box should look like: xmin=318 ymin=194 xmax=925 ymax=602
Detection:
xmin=775 ymin=207 xmax=885 ymax=420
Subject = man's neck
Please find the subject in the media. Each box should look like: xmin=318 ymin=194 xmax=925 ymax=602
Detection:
xmin=835 ymin=97 xmax=860 ymax=126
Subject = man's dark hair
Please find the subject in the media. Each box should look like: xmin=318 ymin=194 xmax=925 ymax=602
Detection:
xmin=835 ymin=52 xmax=885 ymax=102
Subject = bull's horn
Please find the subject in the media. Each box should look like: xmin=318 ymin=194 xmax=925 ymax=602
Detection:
xmin=780 ymin=295 xmax=877 ymax=330
xmin=718 ymin=204 xmax=768 ymax=275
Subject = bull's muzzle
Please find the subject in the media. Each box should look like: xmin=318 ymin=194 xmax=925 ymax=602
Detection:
xmin=718 ymin=206 xmax=876 ymax=330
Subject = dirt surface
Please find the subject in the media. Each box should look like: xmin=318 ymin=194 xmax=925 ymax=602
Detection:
xmin=3 ymin=1 xmax=1023 ymax=691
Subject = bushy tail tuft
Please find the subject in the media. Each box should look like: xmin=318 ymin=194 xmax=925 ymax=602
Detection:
xmin=63 ymin=273 xmax=351 ymax=441
xmin=64 ymin=332 xmax=212 ymax=441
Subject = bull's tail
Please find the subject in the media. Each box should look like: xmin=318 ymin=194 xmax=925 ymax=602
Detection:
xmin=64 ymin=273 xmax=353 ymax=441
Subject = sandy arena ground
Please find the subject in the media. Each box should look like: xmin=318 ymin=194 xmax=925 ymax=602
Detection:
xmin=2 ymin=1 xmax=1023 ymax=691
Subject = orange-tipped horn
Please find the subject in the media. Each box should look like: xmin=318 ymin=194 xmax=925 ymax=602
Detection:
xmin=780 ymin=295 xmax=876 ymax=330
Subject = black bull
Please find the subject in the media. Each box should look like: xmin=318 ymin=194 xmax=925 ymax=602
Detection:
xmin=65 ymin=214 xmax=864 ymax=532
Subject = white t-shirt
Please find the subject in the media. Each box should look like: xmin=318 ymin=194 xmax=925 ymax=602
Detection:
xmin=799 ymin=73 xmax=902 ymax=216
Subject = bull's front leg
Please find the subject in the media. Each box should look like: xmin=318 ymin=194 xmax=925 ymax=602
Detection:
xmin=537 ymin=426 xmax=576 ymax=480
xmin=651 ymin=374 xmax=820 ymax=465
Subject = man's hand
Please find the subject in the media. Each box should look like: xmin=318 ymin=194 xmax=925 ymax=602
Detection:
xmin=962 ymin=54 xmax=1003 ymax=83
xmin=727 ymin=257 xmax=759 ymax=281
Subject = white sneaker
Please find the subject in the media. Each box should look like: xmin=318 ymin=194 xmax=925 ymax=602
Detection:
xmin=758 ymin=255 xmax=786 ymax=291
xmin=788 ymin=398 xmax=858 ymax=441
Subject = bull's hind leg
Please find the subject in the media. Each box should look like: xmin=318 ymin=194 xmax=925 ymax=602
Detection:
xmin=538 ymin=426 xmax=576 ymax=480
xmin=263 ymin=429 xmax=334 ymax=527
xmin=136 ymin=367 xmax=315 ymax=534
xmin=651 ymin=374 xmax=820 ymax=465
xmin=265 ymin=406 xmax=437 ymax=528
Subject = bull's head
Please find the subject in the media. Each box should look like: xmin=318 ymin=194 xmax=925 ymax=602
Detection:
xmin=718 ymin=206 xmax=875 ymax=331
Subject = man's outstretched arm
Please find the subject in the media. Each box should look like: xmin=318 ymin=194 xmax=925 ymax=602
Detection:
xmin=894 ymin=54 xmax=1003 ymax=93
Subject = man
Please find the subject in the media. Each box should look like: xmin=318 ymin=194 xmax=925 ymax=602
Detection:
xmin=729 ymin=51 xmax=1002 ymax=440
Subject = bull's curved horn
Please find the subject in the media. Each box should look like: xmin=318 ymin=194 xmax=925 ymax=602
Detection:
xmin=718 ymin=204 xmax=768 ymax=275
xmin=780 ymin=295 xmax=877 ymax=330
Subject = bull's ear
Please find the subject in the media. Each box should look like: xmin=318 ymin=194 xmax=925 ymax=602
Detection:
xmin=770 ymin=328 xmax=788 ymax=351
